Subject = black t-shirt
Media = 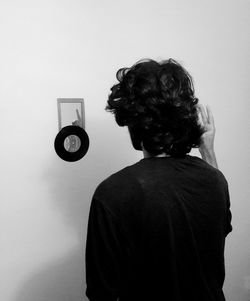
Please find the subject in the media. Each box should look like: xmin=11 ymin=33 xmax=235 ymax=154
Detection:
xmin=85 ymin=155 xmax=232 ymax=301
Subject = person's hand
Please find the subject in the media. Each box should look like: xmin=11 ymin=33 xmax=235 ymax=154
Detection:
xmin=197 ymin=104 xmax=215 ymax=153
xmin=72 ymin=109 xmax=82 ymax=127
xmin=197 ymin=104 xmax=218 ymax=168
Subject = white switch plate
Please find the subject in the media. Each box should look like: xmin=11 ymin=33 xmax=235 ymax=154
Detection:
xmin=57 ymin=98 xmax=85 ymax=131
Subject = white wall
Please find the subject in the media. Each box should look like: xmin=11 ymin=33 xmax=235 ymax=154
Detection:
xmin=0 ymin=0 xmax=249 ymax=300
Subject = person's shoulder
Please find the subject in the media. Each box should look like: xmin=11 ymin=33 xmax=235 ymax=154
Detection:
xmin=93 ymin=162 xmax=141 ymax=206
xmin=189 ymin=155 xmax=228 ymax=186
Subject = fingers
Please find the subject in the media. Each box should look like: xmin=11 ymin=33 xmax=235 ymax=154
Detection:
xmin=197 ymin=104 xmax=215 ymax=128
xmin=205 ymin=105 xmax=215 ymax=127
xmin=197 ymin=104 xmax=207 ymax=126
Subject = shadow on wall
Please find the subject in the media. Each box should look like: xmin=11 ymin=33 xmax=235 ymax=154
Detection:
xmin=13 ymin=117 xmax=133 ymax=301
xmin=13 ymin=249 xmax=86 ymax=301
xmin=12 ymin=160 xmax=90 ymax=300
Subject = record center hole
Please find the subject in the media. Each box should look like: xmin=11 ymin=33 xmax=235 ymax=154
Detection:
xmin=64 ymin=135 xmax=81 ymax=152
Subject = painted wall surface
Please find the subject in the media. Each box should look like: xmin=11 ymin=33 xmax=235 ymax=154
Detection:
xmin=0 ymin=1 xmax=249 ymax=300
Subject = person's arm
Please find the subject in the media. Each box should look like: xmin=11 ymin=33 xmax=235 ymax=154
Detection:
xmin=199 ymin=147 xmax=218 ymax=169
xmin=85 ymin=191 xmax=122 ymax=301
xmin=197 ymin=104 xmax=218 ymax=169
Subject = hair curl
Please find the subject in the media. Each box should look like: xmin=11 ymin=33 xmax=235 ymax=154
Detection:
xmin=105 ymin=58 xmax=204 ymax=157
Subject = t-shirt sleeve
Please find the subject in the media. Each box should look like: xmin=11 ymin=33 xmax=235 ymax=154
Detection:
xmin=224 ymin=184 xmax=233 ymax=237
xmin=85 ymin=191 xmax=123 ymax=301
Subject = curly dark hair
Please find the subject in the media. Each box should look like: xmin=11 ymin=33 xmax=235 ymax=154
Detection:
xmin=105 ymin=58 xmax=204 ymax=157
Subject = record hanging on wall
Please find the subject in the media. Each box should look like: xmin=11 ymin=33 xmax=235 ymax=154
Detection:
xmin=54 ymin=125 xmax=89 ymax=162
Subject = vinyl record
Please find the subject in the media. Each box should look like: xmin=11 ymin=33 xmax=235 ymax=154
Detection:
xmin=54 ymin=125 xmax=89 ymax=162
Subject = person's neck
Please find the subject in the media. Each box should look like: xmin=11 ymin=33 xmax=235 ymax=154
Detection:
xmin=142 ymin=144 xmax=171 ymax=158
